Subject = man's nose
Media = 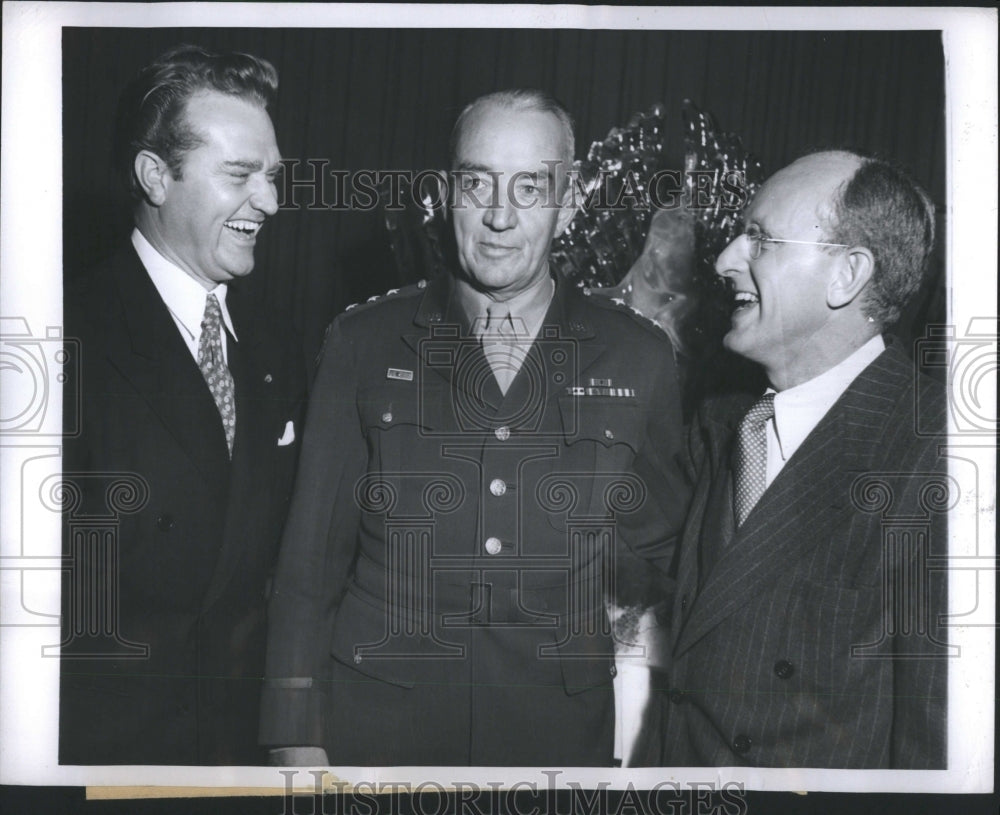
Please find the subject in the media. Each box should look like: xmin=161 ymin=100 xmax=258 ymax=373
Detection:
xmin=251 ymin=176 xmax=280 ymax=217
xmin=483 ymin=195 xmax=517 ymax=231
xmin=714 ymin=233 xmax=749 ymax=278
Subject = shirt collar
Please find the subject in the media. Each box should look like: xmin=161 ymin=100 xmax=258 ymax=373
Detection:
xmin=771 ymin=334 xmax=886 ymax=462
xmin=131 ymin=228 xmax=237 ymax=342
xmin=455 ymin=272 xmax=555 ymax=340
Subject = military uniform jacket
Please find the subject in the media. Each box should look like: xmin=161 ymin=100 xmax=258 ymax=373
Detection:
xmin=650 ymin=341 xmax=949 ymax=768
xmin=261 ymin=274 xmax=689 ymax=766
xmin=60 ymin=246 xmax=306 ymax=765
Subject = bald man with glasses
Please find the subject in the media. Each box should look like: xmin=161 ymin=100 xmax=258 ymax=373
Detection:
xmin=644 ymin=150 xmax=949 ymax=769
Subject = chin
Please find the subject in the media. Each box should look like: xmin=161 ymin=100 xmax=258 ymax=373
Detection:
xmin=221 ymin=259 xmax=256 ymax=279
xmin=467 ymin=267 xmax=520 ymax=291
xmin=722 ymin=327 xmax=756 ymax=357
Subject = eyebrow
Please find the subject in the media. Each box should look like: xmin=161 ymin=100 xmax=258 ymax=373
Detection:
xmin=453 ymin=163 xmax=551 ymax=183
xmin=514 ymin=171 xmax=545 ymax=184
xmin=454 ymin=161 xmax=494 ymax=174
xmin=221 ymin=159 xmax=283 ymax=173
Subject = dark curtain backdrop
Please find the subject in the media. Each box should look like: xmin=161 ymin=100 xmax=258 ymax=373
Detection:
xmin=63 ymin=28 xmax=945 ymax=364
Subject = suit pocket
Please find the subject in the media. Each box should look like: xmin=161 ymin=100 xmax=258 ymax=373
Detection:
xmin=784 ymin=579 xmax=881 ymax=696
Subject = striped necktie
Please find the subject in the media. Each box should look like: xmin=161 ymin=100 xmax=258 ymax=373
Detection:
xmin=733 ymin=393 xmax=775 ymax=526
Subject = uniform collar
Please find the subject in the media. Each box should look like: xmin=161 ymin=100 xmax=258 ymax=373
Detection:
xmin=454 ymin=273 xmax=555 ymax=339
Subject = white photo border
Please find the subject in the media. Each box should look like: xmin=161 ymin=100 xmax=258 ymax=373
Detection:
xmin=1 ymin=1 xmax=996 ymax=796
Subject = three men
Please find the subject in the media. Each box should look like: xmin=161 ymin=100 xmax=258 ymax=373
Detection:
xmin=60 ymin=45 xmax=305 ymax=765
xmin=61 ymin=49 xmax=948 ymax=768
xmin=260 ymin=90 xmax=689 ymax=766
xmin=650 ymin=151 xmax=948 ymax=768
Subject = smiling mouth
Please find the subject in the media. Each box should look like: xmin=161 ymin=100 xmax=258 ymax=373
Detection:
xmin=732 ymin=290 xmax=760 ymax=314
xmin=224 ymin=220 xmax=262 ymax=239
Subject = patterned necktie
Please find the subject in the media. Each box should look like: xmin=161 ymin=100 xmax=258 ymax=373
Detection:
xmin=481 ymin=304 xmax=517 ymax=394
xmin=733 ymin=392 xmax=775 ymax=527
xmin=197 ymin=292 xmax=236 ymax=456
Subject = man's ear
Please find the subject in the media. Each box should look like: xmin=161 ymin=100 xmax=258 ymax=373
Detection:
xmin=134 ymin=150 xmax=171 ymax=206
xmin=827 ymin=246 xmax=875 ymax=309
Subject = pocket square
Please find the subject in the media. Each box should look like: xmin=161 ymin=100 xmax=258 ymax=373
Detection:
xmin=277 ymin=420 xmax=296 ymax=446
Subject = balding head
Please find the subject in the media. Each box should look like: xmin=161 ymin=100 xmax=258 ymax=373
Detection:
xmin=713 ymin=148 xmax=935 ymax=389
xmin=449 ymin=89 xmax=575 ymax=172
xmin=814 ymin=150 xmax=937 ymax=327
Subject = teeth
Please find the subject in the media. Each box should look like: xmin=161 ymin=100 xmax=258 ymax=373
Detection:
xmin=224 ymin=220 xmax=261 ymax=235
xmin=733 ymin=291 xmax=759 ymax=306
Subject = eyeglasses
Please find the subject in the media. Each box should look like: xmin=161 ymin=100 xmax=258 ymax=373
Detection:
xmin=743 ymin=223 xmax=849 ymax=260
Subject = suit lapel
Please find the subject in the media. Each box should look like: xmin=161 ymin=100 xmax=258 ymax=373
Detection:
xmin=496 ymin=279 xmax=600 ymax=419
xmin=400 ymin=277 xmax=485 ymax=403
xmin=402 ymin=275 xmax=605 ymax=418
xmin=675 ymin=346 xmax=905 ymax=656
xmin=105 ymin=248 xmax=230 ymax=500
xmin=202 ymin=297 xmax=278 ymax=609
xmin=398 ymin=276 xmax=619 ymax=434
xmin=670 ymin=404 xmax=741 ymax=644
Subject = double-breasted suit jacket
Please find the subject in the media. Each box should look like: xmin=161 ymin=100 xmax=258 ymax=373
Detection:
xmin=260 ymin=274 xmax=689 ymax=766
xmin=648 ymin=341 xmax=949 ymax=768
xmin=60 ymin=245 xmax=306 ymax=765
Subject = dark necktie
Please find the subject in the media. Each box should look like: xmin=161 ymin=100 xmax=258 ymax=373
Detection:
xmin=197 ymin=292 xmax=236 ymax=456
xmin=481 ymin=304 xmax=517 ymax=394
xmin=733 ymin=392 xmax=775 ymax=527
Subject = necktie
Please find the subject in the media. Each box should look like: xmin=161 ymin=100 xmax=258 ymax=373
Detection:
xmin=481 ymin=304 xmax=517 ymax=394
xmin=733 ymin=392 xmax=775 ymax=527
xmin=198 ymin=292 xmax=236 ymax=456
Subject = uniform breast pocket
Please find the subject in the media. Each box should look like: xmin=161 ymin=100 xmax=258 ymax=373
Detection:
xmin=357 ymin=387 xmax=461 ymax=519
xmin=540 ymin=396 xmax=646 ymax=531
xmin=358 ymin=386 xmax=433 ymax=469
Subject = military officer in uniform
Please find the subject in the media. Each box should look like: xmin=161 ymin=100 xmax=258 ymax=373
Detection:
xmin=260 ymin=89 xmax=688 ymax=766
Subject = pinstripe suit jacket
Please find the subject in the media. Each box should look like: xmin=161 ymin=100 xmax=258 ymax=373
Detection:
xmin=652 ymin=340 xmax=949 ymax=768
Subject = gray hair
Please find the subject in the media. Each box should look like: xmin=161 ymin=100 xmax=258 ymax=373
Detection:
xmin=448 ymin=88 xmax=575 ymax=169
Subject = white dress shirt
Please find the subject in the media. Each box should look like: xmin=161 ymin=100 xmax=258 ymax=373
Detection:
xmin=764 ymin=334 xmax=886 ymax=487
xmin=132 ymin=228 xmax=237 ymax=364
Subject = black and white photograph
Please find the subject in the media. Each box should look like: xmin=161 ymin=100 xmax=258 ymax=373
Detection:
xmin=0 ymin=3 xmax=996 ymax=813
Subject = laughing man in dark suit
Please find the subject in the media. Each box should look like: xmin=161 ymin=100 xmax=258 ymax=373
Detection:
xmin=652 ymin=150 xmax=949 ymax=768
xmin=60 ymin=45 xmax=305 ymax=765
